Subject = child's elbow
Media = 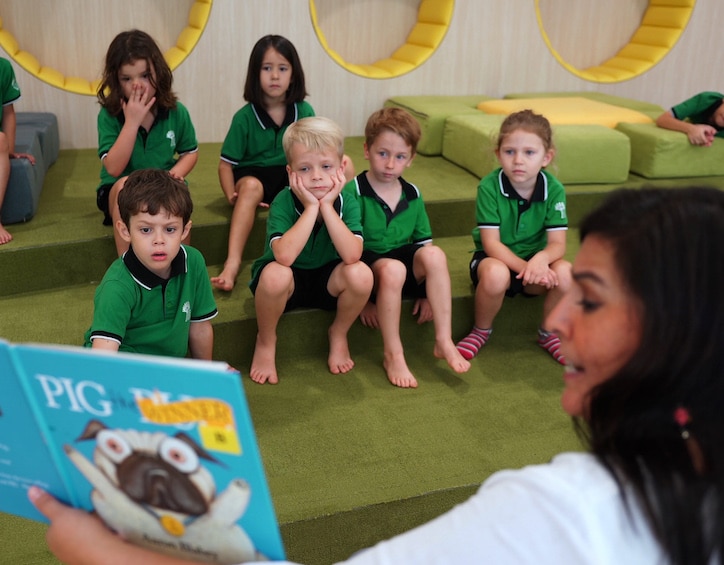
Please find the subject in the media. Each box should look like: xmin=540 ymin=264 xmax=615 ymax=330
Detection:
xmin=103 ymin=159 xmax=125 ymax=178
xmin=272 ymin=251 xmax=296 ymax=267
xmin=104 ymin=165 xmax=122 ymax=178
xmin=341 ymin=251 xmax=362 ymax=265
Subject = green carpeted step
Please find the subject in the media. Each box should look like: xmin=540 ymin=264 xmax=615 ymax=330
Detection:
xmin=0 ymin=235 xmax=492 ymax=352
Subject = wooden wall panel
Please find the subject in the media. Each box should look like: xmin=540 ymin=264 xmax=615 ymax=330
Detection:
xmin=1 ymin=0 xmax=719 ymax=149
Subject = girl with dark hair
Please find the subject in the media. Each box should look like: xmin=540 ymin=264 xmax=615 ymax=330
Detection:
xmin=30 ymin=186 xmax=724 ymax=563
xmin=212 ymin=35 xmax=353 ymax=291
xmin=95 ymin=29 xmax=199 ymax=256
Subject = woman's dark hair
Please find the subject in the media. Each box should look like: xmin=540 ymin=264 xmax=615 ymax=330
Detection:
xmin=577 ymin=186 xmax=724 ymax=564
xmin=98 ymin=30 xmax=177 ymax=115
xmin=243 ymin=35 xmax=307 ymax=105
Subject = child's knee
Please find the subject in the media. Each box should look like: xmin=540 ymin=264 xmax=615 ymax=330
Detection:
xmin=375 ymin=259 xmax=407 ymax=287
xmin=259 ymin=263 xmax=293 ymax=293
xmin=478 ymin=259 xmax=509 ymax=289
xmin=110 ymin=177 xmax=127 ymax=197
xmin=415 ymin=245 xmax=447 ymax=271
xmin=237 ymin=177 xmax=263 ymax=199
xmin=341 ymin=261 xmax=373 ymax=292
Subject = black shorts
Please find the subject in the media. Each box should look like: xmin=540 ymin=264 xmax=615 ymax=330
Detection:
xmin=96 ymin=184 xmax=113 ymax=226
xmin=233 ymin=165 xmax=289 ymax=205
xmin=362 ymin=243 xmax=427 ymax=301
xmin=469 ymin=250 xmax=536 ymax=298
xmin=250 ymin=259 xmax=341 ymax=312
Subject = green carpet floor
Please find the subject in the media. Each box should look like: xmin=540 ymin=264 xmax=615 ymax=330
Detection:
xmin=2 ymin=139 xmax=724 ymax=564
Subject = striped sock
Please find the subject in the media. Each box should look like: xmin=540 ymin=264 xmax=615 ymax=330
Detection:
xmin=537 ymin=329 xmax=565 ymax=365
xmin=456 ymin=327 xmax=492 ymax=360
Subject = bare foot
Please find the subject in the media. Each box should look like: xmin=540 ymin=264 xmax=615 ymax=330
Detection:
xmin=328 ymin=327 xmax=354 ymax=374
xmin=383 ymin=351 xmax=418 ymax=388
xmin=249 ymin=336 xmax=278 ymax=384
xmin=0 ymin=224 xmax=12 ymax=245
xmin=434 ymin=339 xmax=471 ymax=373
xmin=210 ymin=261 xmax=240 ymax=291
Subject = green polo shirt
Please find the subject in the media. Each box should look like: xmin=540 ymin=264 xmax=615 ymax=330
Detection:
xmin=344 ymin=172 xmax=433 ymax=255
xmin=473 ymin=168 xmax=567 ymax=259
xmin=0 ymin=58 xmax=21 ymax=127
xmin=96 ymin=101 xmax=198 ymax=189
xmin=220 ymin=101 xmax=315 ymax=169
xmin=671 ymin=91 xmax=724 ymax=138
xmin=250 ymin=187 xmax=363 ymax=283
xmin=84 ymin=245 xmax=217 ymax=358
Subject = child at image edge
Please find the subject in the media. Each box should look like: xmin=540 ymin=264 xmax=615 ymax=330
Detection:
xmin=0 ymin=56 xmax=36 ymax=245
xmin=346 ymin=107 xmax=470 ymax=388
xmin=248 ymin=117 xmax=372 ymax=384
xmin=84 ymin=168 xmax=218 ymax=360
xmin=655 ymin=91 xmax=724 ymax=146
xmin=456 ymin=109 xmax=571 ymax=364
xmin=212 ymin=35 xmax=354 ymax=292
xmin=95 ymin=29 xmax=199 ymax=256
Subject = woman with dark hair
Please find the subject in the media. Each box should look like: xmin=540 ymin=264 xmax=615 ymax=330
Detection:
xmin=30 ymin=187 xmax=724 ymax=563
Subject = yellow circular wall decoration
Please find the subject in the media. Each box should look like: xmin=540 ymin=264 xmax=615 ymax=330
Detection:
xmin=535 ymin=0 xmax=695 ymax=83
xmin=309 ymin=0 xmax=454 ymax=79
xmin=0 ymin=0 xmax=212 ymax=96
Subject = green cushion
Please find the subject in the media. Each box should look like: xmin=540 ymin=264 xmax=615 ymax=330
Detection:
xmin=384 ymin=95 xmax=490 ymax=155
xmin=442 ymin=113 xmax=631 ymax=184
xmin=615 ymin=122 xmax=724 ymax=178
xmin=503 ymin=91 xmax=665 ymax=120
xmin=441 ymin=113 xmax=502 ymax=179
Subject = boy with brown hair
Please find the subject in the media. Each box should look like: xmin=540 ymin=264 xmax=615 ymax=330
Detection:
xmin=84 ymin=168 xmax=217 ymax=359
xmin=345 ymin=107 xmax=470 ymax=388
xmin=248 ymin=117 xmax=372 ymax=384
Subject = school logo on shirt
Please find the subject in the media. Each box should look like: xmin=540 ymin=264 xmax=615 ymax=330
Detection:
xmin=555 ymin=201 xmax=567 ymax=220
xmin=166 ymin=130 xmax=176 ymax=149
xmin=182 ymin=301 xmax=191 ymax=322
xmin=11 ymin=78 xmax=19 ymax=93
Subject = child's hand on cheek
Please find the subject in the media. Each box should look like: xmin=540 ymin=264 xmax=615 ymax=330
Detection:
xmin=321 ymin=166 xmax=346 ymax=206
xmin=289 ymin=171 xmax=319 ymax=210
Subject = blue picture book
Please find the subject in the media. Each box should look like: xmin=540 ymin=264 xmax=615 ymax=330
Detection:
xmin=0 ymin=339 xmax=285 ymax=563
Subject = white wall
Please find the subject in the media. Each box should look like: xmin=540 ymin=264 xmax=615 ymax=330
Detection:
xmin=2 ymin=0 xmax=720 ymax=149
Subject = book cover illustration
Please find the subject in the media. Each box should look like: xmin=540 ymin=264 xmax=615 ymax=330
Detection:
xmin=0 ymin=341 xmax=285 ymax=564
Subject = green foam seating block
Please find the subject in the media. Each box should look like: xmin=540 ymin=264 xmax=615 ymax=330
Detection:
xmin=441 ymin=113 xmax=502 ymax=180
xmin=442 ymin=113 xmax=631 ymax=184
xmin=503 ymin=91 xmax=665 ymax=120
xmin=615 ymin=122 xmax=724 ymax=178
xmin=384 ymin=95 xmax=491 ymax=155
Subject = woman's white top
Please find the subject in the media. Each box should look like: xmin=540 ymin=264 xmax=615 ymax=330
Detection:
xmin=250 ymin=452 xmax=666 ymax=565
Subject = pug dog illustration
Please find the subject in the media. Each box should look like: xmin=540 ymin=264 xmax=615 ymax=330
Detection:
xmin=64 ymin=419 xmax=267 ymax=563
